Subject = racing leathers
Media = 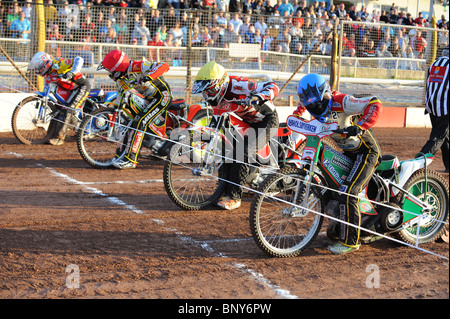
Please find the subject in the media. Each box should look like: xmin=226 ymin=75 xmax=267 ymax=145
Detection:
xmin=45 ymin=56 xmax=90 ymax=144
xmin=115 ymin=60 xmax=172 ymax=164
xmin=217 ymin=76 xmax=280 ymax=201
xmin=295 ymin=92 xmax=383 ymax=248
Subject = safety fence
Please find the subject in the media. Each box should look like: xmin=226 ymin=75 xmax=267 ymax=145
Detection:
xmin=0 ymin=2 xmax=447 ymax=105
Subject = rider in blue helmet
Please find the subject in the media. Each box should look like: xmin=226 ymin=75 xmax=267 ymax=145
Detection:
xmin=295 ymin=73 xmax=383 ymax=255
xmin=297 ymin=73 xmax=332 ymax=123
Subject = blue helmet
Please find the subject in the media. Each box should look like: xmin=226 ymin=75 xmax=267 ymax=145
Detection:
xmin=297 ymin=74 xmax=332 ymax=123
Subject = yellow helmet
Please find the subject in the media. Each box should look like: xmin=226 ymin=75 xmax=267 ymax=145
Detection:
xmin=192 ymin=61 xmax=229 ymax=106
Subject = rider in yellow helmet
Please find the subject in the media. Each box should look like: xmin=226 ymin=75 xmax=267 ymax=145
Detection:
xmin=192 ymin=61 xmax=280 ymax=210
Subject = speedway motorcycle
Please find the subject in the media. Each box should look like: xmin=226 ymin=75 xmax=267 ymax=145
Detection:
xmin=76 ymin=77 xmax=212 ymax=169
xmin=163 ymin=100 xmax=307 ymax=210
xmin=11 ymin=81 xmax=117 ymax=145
xmin=249 ymin=116 xmax=449 ymax=258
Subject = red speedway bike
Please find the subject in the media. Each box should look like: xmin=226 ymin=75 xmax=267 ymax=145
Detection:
xmin=163 ymin=100 xmax=307 ymax=210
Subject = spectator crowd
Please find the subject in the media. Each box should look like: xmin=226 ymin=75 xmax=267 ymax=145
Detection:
xmin=0 ymin=0 xmax=448 ymax=70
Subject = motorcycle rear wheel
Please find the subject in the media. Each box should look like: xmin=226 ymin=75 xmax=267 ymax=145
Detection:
xmin=396 ymin=168 xmax=449 ymax=244
xmin=249 ymin=166 xmax=324 ymax=258
xmin=11 ymin=96 xmax=57 ymax=145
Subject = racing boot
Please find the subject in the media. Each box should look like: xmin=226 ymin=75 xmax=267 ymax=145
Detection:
xmin=48 ymin=111 xmax=70 ymax=146
xmin=328 ymin=242 xmax=360 ymax=255
xmin=217 ymin=196 xmax=241 ymax=210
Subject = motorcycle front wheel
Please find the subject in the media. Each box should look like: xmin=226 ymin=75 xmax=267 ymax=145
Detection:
xmin=76 ymin=108 xmax=131 ymax=169
xmin=396 ymin=168 xmax=449 ymax=245
xmin=249 ymin=166 xmax=324 ymax=258
xmin=11 ymin=96 xmax=57 ymax=145
xmin=163 ymin=133 xmax=226 ymax=210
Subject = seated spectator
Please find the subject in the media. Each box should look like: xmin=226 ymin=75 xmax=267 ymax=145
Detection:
xmin=399 ymin=45 xmax=417 ymax=70
xmin=291 ymin=42 xmax=304 ymax=55
xmin=396 ymin=29 xmax=409 ymax=51
xmin=363 ymin=39 xmax=377 ymax=56
xmin=22 ymin=0 xmax=32 ymax=20
xmin=99 ymin=19 xmax=116 ymax=41
xmin=388 ymin=36 xmax=403 ymax=57
xmin=148 ymin=9 xmax=165 ymax=36
xmin=376 ymin=43 xmax=393 ymax=68
xmin=104 ymin=27 xmax=118 ymax=44
xmin=244 ymin=25 xmax=257 ymax=44
xmin=414 ymin=12 xmax=426 ymax=27
xmin=46 ymin=23 xmax=64 ymax=57
xmin=402 ymin=13 xmax=414 ymax=26
xmin=377 ymin=32 xmax=391 ymax=51
xmin=158 ymin=25 xmax=168 ymax=42
xmin=262 ymin=28 xmax=274 ymax=51
xmin=411 ymin=30 xmax=427 ymax=56
xmin=344 ymin=33 xmax=356 ymax=55
xmin=6 ymin=2 xmax=20 ymax=36
xmin=292 ymin=9 xmax=304 ymax=28
xmin=170 ymin=20 xmax=184 ymax=46
xmin=115 ymin=16 xmax=129 ymax=44
xmin=148 ymin=31 xmax=166 ymax=61
xmin=222 ymin=23 xmax=239 ymax=45
xmin=275 ymin=26 xmax=291 ymax=53
xmin=270 ymin=44 xmax=289 ymax=72
xmin=254 ymin=15 xmax=268 ymax=35
xmin=10 ymin=11 xmax=30 ymax=42
xmin=132 ymin=17 xmax=150 ymax=46
xmin=229 ymin=13 xmax=242 ymax=34
xmin=81 ymin=14 xmax=96 ymax=34
xmin=239 ymin=15 xmax=252 ymax=39
xmin=77 ymin=30 xmax=97 ymax=51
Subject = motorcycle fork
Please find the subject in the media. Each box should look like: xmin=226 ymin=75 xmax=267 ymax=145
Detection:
xmin=200 ymin=117 xmax=225 ymax=175
xmin=36 ymin=97 xmax=50 ymax=126
xmin=287 ymin=140 xmax=323 ymax=217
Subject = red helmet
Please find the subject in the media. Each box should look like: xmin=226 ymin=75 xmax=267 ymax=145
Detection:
xmin=97 ymin=50 xmax=130 ymax=80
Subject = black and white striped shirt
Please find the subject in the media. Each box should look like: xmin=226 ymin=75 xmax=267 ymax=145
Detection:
xmin=426 ymin=56 xmax=449 ymax=117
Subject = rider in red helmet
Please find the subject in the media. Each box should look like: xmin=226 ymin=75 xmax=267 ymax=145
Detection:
xmin=98 ymin=50 xmax=172 ymax=169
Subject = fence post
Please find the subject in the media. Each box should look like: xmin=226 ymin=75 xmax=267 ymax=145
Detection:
xmin=329 ymin=27 xmax=339 ymax=91
xmin=36 ymin=0 xmax=46 ymax=91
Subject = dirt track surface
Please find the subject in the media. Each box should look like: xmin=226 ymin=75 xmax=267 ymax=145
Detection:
xmin=0 ymin=127 xmax=448 ymax=300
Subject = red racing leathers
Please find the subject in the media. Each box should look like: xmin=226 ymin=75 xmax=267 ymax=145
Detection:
xmin=216 ymin=76 xmax=280 ymax=201
xmin=295 ymin=91 xmax=383 ymax=248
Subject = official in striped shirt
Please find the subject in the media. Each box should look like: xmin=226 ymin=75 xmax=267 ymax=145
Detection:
xmin=419 ymin=46 xmax=449 ymax=173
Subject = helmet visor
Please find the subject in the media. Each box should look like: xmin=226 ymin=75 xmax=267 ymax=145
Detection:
xmin=192 ymin=79 xmax=216 ymax=94
xmin=306 ymin=99 xmax=330 ymax=118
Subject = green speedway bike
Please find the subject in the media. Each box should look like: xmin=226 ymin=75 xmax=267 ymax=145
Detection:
xmin=250 ymin=116 xmax=449 ymax=258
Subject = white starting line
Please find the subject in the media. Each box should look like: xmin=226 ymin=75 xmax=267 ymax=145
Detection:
xmin=6 ymin=151 xmax=299 ymax=299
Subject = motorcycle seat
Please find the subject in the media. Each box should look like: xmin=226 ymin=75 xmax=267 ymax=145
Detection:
xmin=169 ymin=99 xmax=187 ymax=111
xmin=378 ymin=154 xmax=400 ymax=171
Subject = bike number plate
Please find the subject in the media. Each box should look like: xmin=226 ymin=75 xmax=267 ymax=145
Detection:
xmin=286 ymin=116 xmax=337 ymax=138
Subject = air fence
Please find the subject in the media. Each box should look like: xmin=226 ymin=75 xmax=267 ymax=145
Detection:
xmin=1 ymin=2 xmax=448 ymax=259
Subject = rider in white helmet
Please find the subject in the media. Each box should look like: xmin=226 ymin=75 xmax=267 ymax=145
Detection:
xmin=28 ymin=51 xmax=90 ymax=145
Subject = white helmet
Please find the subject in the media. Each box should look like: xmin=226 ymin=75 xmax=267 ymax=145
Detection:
xmin=28 ymin=51 xmax=53 ymax=76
